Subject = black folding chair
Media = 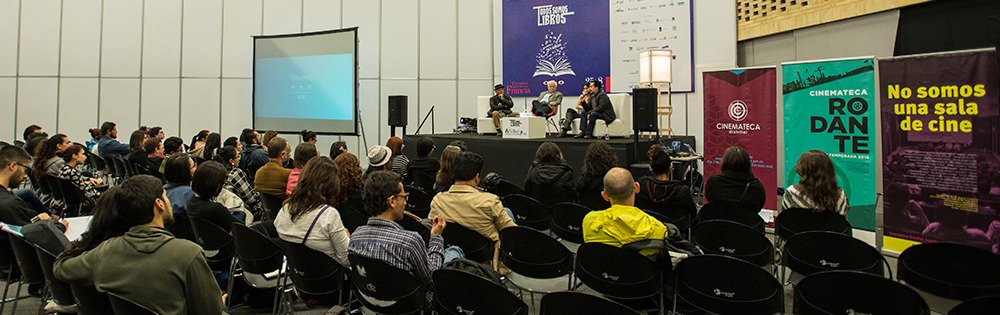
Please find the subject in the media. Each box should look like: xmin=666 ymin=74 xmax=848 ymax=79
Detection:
xmin=695 ymin=202 xmax=766 ymax=234
xmin=258 ymin=193 xmax=284 ymax=221
xmin=548 ymin=203 xmax=590 ymax=252
xmin=230 ymin=224 xmax=284 ymax=313
xmin=111 ymin=156 xmax=130 ymax=179
xmin=635 ymin=197 xmax=694 ymax=232
xmin=338 ymin=203 xmax=370 ymax=234
xmin=674 ymin=255 xmax=784 ymax=315
xmin=691 ymin=220 xmax=774 ymax=268
xmin=2 ymin=236 xmax=44 ymax=315
xmin=55 ymin=176 xmax=90 ymax=216
xmin=189 ymin=217 xmax=236 ymax=273
xmin=398 ymin=212 xmax=431 ymax=245
xmin=539 ymin=291 xmax=640 ymax=315
xmin=499 ymin=226 xmax=574 ymax=308
xmin=575 ymin=243 xmax=664 ymax=314
xmin=410 ymin=170 xmax=437 ymax=196
xmin=897 ymin=242 xmax=1000 ymax=312
xmin=69 ymin=284 xmax=114 ymax=315
xmin=277 ymin=240 xmax=348 ymax=308
xmin=578 ymin=189 xmax=610 ymax=210
xmin=405 ymin=185 xmax=432 ymax=218
xmin=108 ymin=293 xmax=157 ymax=315
xmin=774 ymin=207 xmax=852 ymax=248
xmin=165 ymin=214 xmax=196 ymax=243
xmin=433 ymin=269 xmax=528 ymax=315
xmin=348 ymin=254 xmax=424 ymax=315
xmin=440 ymin=223 xmax=494 ymax=264
xmin=529 ymin=185 xmax=574 ymax=207
xmin=492 ymin=179 xmax=526 ymax=199
xmin=781 ymin=231 xmax=889 ymax=285
xmin=502 ymin=194 xmax=552 ymax=231
xmin=795 ymin=270 xmax=929 ymax=315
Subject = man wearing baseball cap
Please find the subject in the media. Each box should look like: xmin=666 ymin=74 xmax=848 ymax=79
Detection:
xmin=487 ymin=84 xmax=518 ymax=136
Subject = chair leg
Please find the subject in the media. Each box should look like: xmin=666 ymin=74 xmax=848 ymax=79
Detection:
xmin=225 ymin=257 xmax=239 ymax=311
xmin=9 ymin=279 xmax=23 ymax=314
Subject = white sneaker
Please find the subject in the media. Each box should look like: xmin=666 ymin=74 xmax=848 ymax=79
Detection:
xmin=44 ymin=300 xmax=78 ymax=313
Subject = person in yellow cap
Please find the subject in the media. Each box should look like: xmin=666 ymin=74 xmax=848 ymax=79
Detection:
xmin=582 ymin=167 xmax=670 ymax=257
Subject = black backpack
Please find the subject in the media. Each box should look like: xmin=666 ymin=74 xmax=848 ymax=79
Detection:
xmin=442 ymin=258 xmax=503 ymax=285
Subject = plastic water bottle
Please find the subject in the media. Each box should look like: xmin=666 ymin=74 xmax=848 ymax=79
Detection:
xmin=604 ymin=133 xmax=610 ymax=140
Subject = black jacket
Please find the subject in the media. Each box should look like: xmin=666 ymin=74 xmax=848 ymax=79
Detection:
xmin=488 ymin=94 xmax=514 ymax=116
xmin=636 ymin=176 xmax=697 ymax=218
xmin=406 ymin=156 xmax=441 ymax=192
xmin=523 ymin=163 xmax=576 ymax=201
xmin=588 ymin=91 xmax=617 ymax=123
xmin=704 ymin=170 xmax=767 ymax=212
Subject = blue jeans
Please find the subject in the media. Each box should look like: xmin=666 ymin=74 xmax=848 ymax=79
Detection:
xmin=443 ymin=246 xmax=464 ymax=263
xmin=580 ymin=111 xmax=605 ymax=135
xmin=14 ymin=189 xmax=47 ymax=215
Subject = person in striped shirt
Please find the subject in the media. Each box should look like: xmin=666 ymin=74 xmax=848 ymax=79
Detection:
xmin=780 ymin=150 xmax=849 ymax=215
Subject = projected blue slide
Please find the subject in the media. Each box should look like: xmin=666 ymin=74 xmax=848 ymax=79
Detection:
xmin=255 ymin=54 xmax=354 ymax=120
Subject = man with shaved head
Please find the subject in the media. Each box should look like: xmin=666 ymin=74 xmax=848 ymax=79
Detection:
xmin=582 ymin=167 xmax=671 ymax=257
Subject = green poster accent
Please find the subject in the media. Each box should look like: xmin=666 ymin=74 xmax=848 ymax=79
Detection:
xmin=782 ymin=58 xmax=877 ymax=231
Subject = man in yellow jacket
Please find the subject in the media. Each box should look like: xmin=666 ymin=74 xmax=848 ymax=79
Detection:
xmin=583 ymin=167 xmax=670 ymax=257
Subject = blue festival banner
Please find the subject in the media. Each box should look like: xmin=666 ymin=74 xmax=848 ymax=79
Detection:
xmin=502 ymin=0 xmax=610 ymax=96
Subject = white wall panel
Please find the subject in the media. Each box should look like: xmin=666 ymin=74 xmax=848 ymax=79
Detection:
xmin=418 ymin=80 xmax=457 ymax=134
xmin=0 ymin=79 xmax=16 ymax=142
xmin=140 ymin=79 xmax=180 ymax=137
xmin=380 ymin=0 xmax=418 ymax=79
xmin=357 ymin=79 xmax=379 ymax=168
xmin=101 ymin=0 xmax=144 ymax=77
xmin=343 ymin=0 xmax=380 ymax=79
xmin=142 ymin=0 xmax=182 ymax=77
xmin=221 ymin=78 xmax=252 ymax=138
xmin=222 ymin=0 xmax=262 ymax=78
xmin=262 ymin=0 xmax=302 ymax=36
xmin=60 ymin=0 xmax=103 ymax=77
xmin=0 ymin=0 xmax=19 ymax=76
xmin=16 ymin=79 xmax=58 ymax=140
xmin=693 ymin=0 xmax=737 ymax=68
xmin=58 ymin=78 xmax=100 ymax=142
xmin=18 ymin=0 xmax=61 ymax=76
xmin=457 ymin=0 xmax=492 ymax=79
xmin=181 ymin=79 xmax=221 ymax=141
xmin=99 ymin=79 xmax=141 ymax=131
xmin=457 ymin=79 xmax=491 ymax=120
xmin=302 ymin=0 xmax=341 ymax=32
xmin=419 ymin=0 xmax=457 ymax=79
xmin=182 ymin=0 xmax=223 ymax=78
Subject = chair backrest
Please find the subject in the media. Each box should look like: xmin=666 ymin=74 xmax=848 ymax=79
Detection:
xmin=696 ymin=202 xmax=765 ymax=234
xmin=258 ymin=193 xmax=284 ymax=221
xmin=775 ymin=207 xmax=852 ymax=242
xmin=278 ymin=240 xmax=346 ymax=296
xmin=398 ymin=212 xmax=431 ymax=245
xmin=440 ymin=223 xmax=494 ymax=263
xmin=121 ymin=157 xmax=136 ymax=178
xmin=947 ymin=295 xmax=1000 ymax=315
xmin=499 ymin=226 xmax=573 ymax=279
xmin=575 ymin=242 xmax=661 ymax=300
xmin=30 ymin=173 xmax=50 ymax=196
xmin=691 ymin=220 xmax=774 ymax=267
xmin=579 ymin=189 xmax=611 ymax=210
xmin=348 ymin=254 xmax=426 ymax=314
xmin=432 ymin=269 xmax=528 ymax=315
xmin=102 ymin=154 xmax=119 ymax=177
xmin=108 ymin=293 xmax=157 ymax=315
xmin=529 ymin=185 xmax=574 ymax=207
xmin=404 ymin=184 xmax=432 ymax=218
xmin=411 ymin=170 xmax=438 ymax=194
xmin=230 ymin=223 xmax=283 ymax=275
xmin=675 ymin=254 xmax=784 ymax=315
xmin=783 ymin=231 xmax=886 ymax=278
xmin=111 ymin=156 xmax=129 ymax=179
xmin=133 ymin=161 xmax=150 ymax=175
xmin=634 ymin=197 xmax=692 ymax=231
xmin=548 ymin=202 xmax=590 ymax=244
xmin=43 ymin=175 xmax=64 ymax=208
xmin=189 ymin=217 xmax=235 ymax=264
xmin=492 ymin=179 xmax=525 ymax=199
xmin=502 ymin=194 xmax=552 ymax=231
xmin=539 ymin=291 xmax=641 ymax=315
xmin=55 ymin=177 xmax=88 ymax=215
xmin=338 ymin=203 xmax=370 ymax=234
xmin=69 ymin=284 xmax=114 ymax=315
xmin=165 ymin=215 xmax=196 ymax=243
xmin=897 ymin=242 xmax=1000 ymax=301
xmin=795 ymin=270 xmax=929 ymax=315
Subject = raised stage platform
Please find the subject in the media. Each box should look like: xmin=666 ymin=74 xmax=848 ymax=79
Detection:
xmin=401 ymin=133 xmax=662 ymax=186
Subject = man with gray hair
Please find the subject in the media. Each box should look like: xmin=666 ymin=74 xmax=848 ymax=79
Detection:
xmin=582 ymin=167 xmax=671 ymax=257
xmin=532 ymin=81 xmax=563 ymax=117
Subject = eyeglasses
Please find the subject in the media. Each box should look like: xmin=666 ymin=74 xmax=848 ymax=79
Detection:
xmin=392 ymin=192 xmax=409 ymax=202
xmin=13 ymin=162 xmax=30 ymax=172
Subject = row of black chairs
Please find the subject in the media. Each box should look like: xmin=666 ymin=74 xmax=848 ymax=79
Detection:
xmin=26 ymin=173 xmax=91 ymax=217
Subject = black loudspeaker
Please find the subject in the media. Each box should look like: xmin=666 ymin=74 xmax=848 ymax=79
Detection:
xmin=388 ymin=95 xmax=408 ymax=126
xmin=632 ymin=88 xmax=658 ymax=131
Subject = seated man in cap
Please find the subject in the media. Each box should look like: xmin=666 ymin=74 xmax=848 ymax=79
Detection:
xmin=487 ymin=84 xmax=518 ymax=136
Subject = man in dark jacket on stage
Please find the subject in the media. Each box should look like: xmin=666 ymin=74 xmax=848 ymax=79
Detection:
xmin=576 ymin=81 xmax=616 ymax=139
xmin=488 ymin=84 xmax=519 ymax=135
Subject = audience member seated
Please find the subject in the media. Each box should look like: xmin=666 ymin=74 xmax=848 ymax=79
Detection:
xmin=223 ymin=136 xmax=241 ymax=153
xmin=125 ymin=129 xmax=149 ymax=167
xmin=163 ymin=154 xmax=197 ymax=220
xmin=488 ymin=84 xmax=518 ymax=135
xmin=58 ymin=145 xmax=105 ymax=209
xmin=429 ymin=152 xmax=516 ymax=264
xmin=636 ymin=145 xmax=697 ymax=219
xmin=363 ymin=145 xmax=392 ymax=180
xmin=202 ymin=133 xmax=222 ymax=162
xmin=24 ymin=132 xmax=48 ymax=158
xmin=286 ymin=142 xmax=319 ymax=195
xmin=434 ymin=146 xmax=461 ymax=193
xmin=86 ymin=128 xmax=102 ymax=154
xmin=32 ymin=134 xmax=70 ymax=178
xmin=704 ymin=146 xmax=767 ymax=212
xmin=147 ymin=126 xmax=165 ymax=141
xmin=523 ymin=141 xmax=576 ymax=201
xmin=349 ymin=170 xmax=448 ymax=307
xmin=160 ymin=136 xmax=185 ymax=175
xmin=387 ymin=137 xmax=409 ymax=178
xmin=329 ymin=140 xmax=348 ymax=159
xmin=276 ymin=157 xmax=351 ymax=267
xmin=448 ymin=140 xmax=467 ymax=152
xmin=23 ymin=125 xmax=43 ymax=148
xmin=301 ymin=129 xmax=317 ymax=145
xmin=406 ymin=137 xmax=440 ymax=192
xmin=261 ymin=130 xmax=278 ymax=152
xmin=577 ymin=141 xmax=619 ymax=196
xmin=239 ymin=129 xmax=269 ymax=183
xmin=214 ymin=146 xmax=263 ymax=218
xmin=97 ymin=121 xmax=130 ymax=160
xmin=575 ymin=80 xmax=616 ymax=139
xmin=583 ymin=167 xmax=671 ymax=257
xmin=254 ymin=137 xmax=292 ymax=200
xmin=188 ymin=130 xmax=210 ymax=160
xmin=188 ymin=161 xmax=245 ymax=232
xmin=54 ymin=175 xmax=226 ymax=314
xmin=144 ymin=138 xmax=166 ymax=177
xmin=781 ymin=150 xmax=849 ymax=215
xmin=333 ymin=153 xmax=365 ymax=211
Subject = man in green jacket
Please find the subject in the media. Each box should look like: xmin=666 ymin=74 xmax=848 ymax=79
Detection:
xmin=54 ymin=175 xmax=226 ymax=315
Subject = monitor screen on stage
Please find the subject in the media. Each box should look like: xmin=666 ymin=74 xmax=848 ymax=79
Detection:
xmin=253 ymin=28 xmax=358 ymax=135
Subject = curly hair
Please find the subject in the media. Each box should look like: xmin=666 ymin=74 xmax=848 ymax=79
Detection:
xmin=32 ymin=134 xmax=68 ymax=180
xmin=333 ymin=153 xmax=363 ymax=207
xmin=285 ymin=156 xmax=340 ymax=220
xmin=581 ymin=141 xmax=618 ymax=177
xmin=794 ymin=150 xmax=841 ymax=213
xmin=647 ymin=145 xmax=672 ymax=176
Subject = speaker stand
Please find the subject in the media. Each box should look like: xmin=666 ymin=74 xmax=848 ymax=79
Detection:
xmin=389 ymin=126 xmax=406 ymax=138
xmin=414 ymin=105 xmax=435 ymax=135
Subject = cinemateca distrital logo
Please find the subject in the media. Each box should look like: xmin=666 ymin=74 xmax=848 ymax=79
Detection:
xmin=728 ymin=100 xmax=748 ymax=121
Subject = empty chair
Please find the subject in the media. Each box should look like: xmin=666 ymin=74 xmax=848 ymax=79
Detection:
xmin=278 ymin=240 xmax=348 ymax=307
xmin=440 ymin=223 xmax=494 ymax=264
xmin=348 ymin=254 xmax=426 ymax=314
xmin=696 ymin=202 xmax=766 ymax=234
xmin=674 ymin=255 xmax=784 ymax=315
xmin=948 ymin=295 xmax=1000 ymax=315
xmin=575 ymin=243 xmax=664 ymax=314
xmin=492 ymin=179 xmax=526 ymax=199
xmin=539 ymin=291 xmax=641 ymax=315
xmin=258 ymin=193 xmax=284 ymax=221
xmin=549 ymin=203 xmax=591 ymax=251
xmin=898 ymin=242 xmax=1000 ymax=312
xmin=499 ymin=226 xmax=574 ymax=307
xmin=230 ymin=224 xmax=284 ymax=313
xmin=109 ymin=293 xmax=157 ymax=315
xmin=775 ymin=207 xmax=852 ymax=245
xmin=634 ymin=197 xmax=693 ymax=232
xmin=691 ymin=220 xmax=774 ymax=268
xmin=781 ymin=231 xmax=888 ymax=284
xmin=433 ymin=269 xmax=528 ymax=315
xmin=529 ymin=185 xmax=575 ymax=207
xmin=404 ymin=185 xmax=432 ymax=218
xmin=794 ymin=270 xmax=929 ymax=315
xmin=503 ymin=194 xmax=552 ymax=231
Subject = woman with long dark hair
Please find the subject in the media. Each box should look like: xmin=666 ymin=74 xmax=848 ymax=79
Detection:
xmin=704 ymin=146 xmax=767 ymax=212
xmin=523 ymin=142 xmax=576 ymax=200
xmin=126 ymin=130 xmax=149 ymax=168
xmin=274 ymin=157 xmax=350 ymax=267
xmin=434 ymin=146 xmax=461 ymax=192
xmin=214 ymin=146 xmax=263 ymax=217
xmin=286 ymin=142 xmax=319 ymax=195
xmin=58 ymin=145 xmax=105 ymax=207
xmin=576 ymin=141 xmax=618 ymax=194
xmin=202 ymin=133 xmax=221 ymax=161
xmin=781 ymin=150 xmax=849 ymax=215
xmin=163 ymin=154 xmax=197 ymax=219
xmin=187 ymin=161 xmax=244 ymax=232
xmin=332 ymin=153 xmax=364 ymax=210
xmin=187 ymin=130 xmax=210 ymax=160
xmin=32 ymin=134 xmax=70 ymax=179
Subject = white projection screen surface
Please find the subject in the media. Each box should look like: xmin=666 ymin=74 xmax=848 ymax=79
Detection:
xmin=253 ymin=28 xmax=358 ymax=135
